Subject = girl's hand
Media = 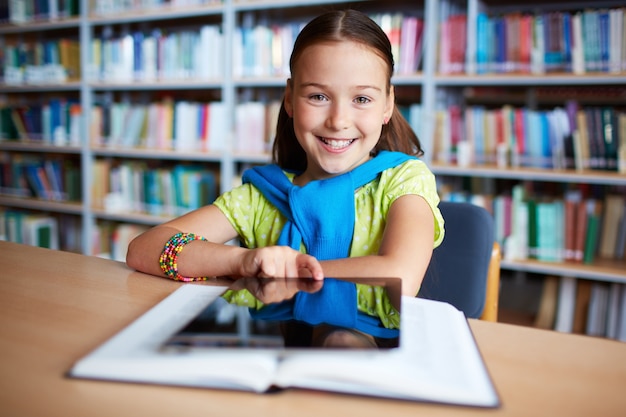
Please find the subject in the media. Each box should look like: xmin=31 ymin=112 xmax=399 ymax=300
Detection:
xmin=238 ymin=246 xmax=324 ymax=280
xmin=234 ymin=276 xmax=324 ymax=304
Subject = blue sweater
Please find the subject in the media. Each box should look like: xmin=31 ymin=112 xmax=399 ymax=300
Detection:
xmin=242 ymin=151 xmax=414 ymax=338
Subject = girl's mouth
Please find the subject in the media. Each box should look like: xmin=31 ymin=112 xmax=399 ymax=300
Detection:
xmin=319 ymin=137 xmax=356 ymax=150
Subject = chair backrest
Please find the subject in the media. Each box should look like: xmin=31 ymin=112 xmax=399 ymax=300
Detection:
xmin=418 ymin=201 xmax=496 ymax=319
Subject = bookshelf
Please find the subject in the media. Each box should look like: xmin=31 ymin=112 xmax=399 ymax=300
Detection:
xmin=1 ymin=0 xmax=625 ymax=336
xmin=430 ymin=0 xmax=626 ymax=338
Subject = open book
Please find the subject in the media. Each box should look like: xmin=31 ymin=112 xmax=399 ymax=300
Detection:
xmin=68 ymin=278 xmax=500 ymax=408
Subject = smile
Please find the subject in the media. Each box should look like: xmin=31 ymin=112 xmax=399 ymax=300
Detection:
xmin=319 ymin=137 xmax=355 ymax=150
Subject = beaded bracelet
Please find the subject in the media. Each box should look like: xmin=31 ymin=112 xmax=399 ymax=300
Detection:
xmin=159 ymin=232 xmax=209 ymax=282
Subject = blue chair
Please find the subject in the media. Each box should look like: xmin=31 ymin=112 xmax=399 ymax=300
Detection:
xmin=418 ymin=201 xmax=501 ymax=321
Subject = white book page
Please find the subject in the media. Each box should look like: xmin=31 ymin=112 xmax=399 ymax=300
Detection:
xmin=69 ymin=285 xmax=279 ymax=392
xmin=70 ymin=285 xmax=499 ymax=406
xmin=273 ymin=296 xmax=499 ymax=407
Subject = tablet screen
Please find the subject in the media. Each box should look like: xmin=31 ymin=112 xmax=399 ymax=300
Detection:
xmin=162 ymin=277 xmax=401 ymax=351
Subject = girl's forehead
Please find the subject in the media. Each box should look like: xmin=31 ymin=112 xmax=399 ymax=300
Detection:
xmin=292 ymin=40 xmax=389 ymax=76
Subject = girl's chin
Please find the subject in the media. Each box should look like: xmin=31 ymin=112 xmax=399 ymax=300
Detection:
xmin=313 ymin=158 xmax=371 ymax=178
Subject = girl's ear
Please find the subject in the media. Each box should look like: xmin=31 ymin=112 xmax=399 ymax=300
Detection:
xmin=284 ymin=79 xmax=294 ymax=117
xmin=384 ymin=85 xmax=395 ymax=124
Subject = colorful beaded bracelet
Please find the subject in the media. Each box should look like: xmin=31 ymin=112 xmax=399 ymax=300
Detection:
xmin=159 ymin=232 xmax=209 ymax=282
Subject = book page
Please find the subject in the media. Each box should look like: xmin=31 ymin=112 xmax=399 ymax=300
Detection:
xmin=69 ymin=284 xmax=280 ymax=392
xmin=273 ymin=296 xmax=499 ymax=407
xmin=69 ymin=284 xmax=499 ymax=407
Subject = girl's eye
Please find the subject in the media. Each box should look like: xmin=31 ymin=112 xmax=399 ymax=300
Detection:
xmin=309 ymin=94 xmax=327 ymax=102
xmin=355 ymin=96 xmax=371 ymax=104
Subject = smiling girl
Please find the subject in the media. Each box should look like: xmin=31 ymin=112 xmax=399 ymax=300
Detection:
xmin=126 ymin=10 xmax=444 ymax=303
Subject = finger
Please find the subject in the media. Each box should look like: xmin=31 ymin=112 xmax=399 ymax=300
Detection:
xmin=297 ymin=254 xmax=324 ymax=280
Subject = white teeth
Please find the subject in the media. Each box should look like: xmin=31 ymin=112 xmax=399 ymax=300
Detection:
xmin=321 ymin=138 xmax=354 ymax=149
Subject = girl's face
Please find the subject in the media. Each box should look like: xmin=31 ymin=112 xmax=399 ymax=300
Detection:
xmin=284 ymin=41 xmax=394 ymax=184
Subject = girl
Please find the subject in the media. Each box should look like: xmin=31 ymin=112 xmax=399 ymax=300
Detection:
xmin=126 ymin=10 xmax=444 ymax=340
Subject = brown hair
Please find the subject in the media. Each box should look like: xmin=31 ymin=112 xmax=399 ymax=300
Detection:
xmin=272 ymin=9 xmax=424 ymax=171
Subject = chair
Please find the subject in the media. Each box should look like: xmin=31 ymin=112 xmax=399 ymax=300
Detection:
xmin=418 ymin=201 xmax=501 ymax=321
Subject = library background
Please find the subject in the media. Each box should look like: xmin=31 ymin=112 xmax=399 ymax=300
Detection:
xmin=1 ymin=0 xmax=625 ymax=339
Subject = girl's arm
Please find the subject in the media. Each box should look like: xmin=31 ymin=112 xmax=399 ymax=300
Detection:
xmin=126 ymin=204 xmax=323 ymax=280
xmin=320 ymin=194 xmax=435 ymax=296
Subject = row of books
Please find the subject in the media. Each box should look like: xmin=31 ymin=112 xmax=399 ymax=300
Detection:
xmin=441 ymin=7 xmax=626 ymax=75
xmin=91 ymin=99 xmax=228 ymax=151
xmin=0 ymin=209 xmax=83 ymax=252
xmin=90 ymin=24 xmax=223 ymax=82
xmin=536 ymin=276 xmax=626 ymax=341
xmin=91 ymin=98 xmax=281 ymax=153
xmin=92 ymin=99 xmax=421 ymax=155
xmin=92 ymin=160 xmax=218 ymax=217
xmin=441 ymin=184 xmax=626 ymax=264
xmin=0 ymin=154 xmax=82 ymax=201
xmin=86 ymin=11 xmax=425 ymax=82
xmin=2 ymin=39 xmax=80 ymax=85
xmin=2 ymin=0 xmax=79 ymax=23
xmin=92 ymin=221 xmax=150 ymax=261
xmin=1 ymin=210 xmax=59 ymax=250
xmin=235 ymin=12 xmax=425 ymax=78
xmin=0 ymin=100 xmax=82 ymax=145
xmin=3 ymin=98 xmax=424 ymax=155
xmin=433 ymin=104 xmax=626 ymax=173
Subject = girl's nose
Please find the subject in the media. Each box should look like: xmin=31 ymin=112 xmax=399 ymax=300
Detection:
xmin=325 ymin=103 xmax=350 ymax=130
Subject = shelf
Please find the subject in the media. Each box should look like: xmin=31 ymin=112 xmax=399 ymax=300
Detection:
xmin=88 ymin=4 xmax=223 ymax=25
xmin=0 ymin=141 xmax=81 ymax=154
xmin=501 ymin=258 xmax=626 ymax=284
xmin=0 ymin=82 xmax=82 ymax=92
xmin=233 ymin=0 xmax=371 ymax=12
xmin=88 ymin=80 xmax=224 ymax=90
xmin=91 ymin=208 xmax=174 ymax=226
xmin=92 ymin=147 xmax=223 ymax=162
xmin=430 ymin=163 xmax=626 ymax=186
xmin=436 ymin=73 xmax=626 ymax=87
xmin=0 ymin=17 xmax=80 ymax=34
xmin=0 ymin=195 xmax=83 ymax=215
xmin=233 ymin=151 xmax=272 ymax=164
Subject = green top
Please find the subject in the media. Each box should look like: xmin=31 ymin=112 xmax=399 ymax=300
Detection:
xmin=213 ymin=159 xmax=445 ymax=329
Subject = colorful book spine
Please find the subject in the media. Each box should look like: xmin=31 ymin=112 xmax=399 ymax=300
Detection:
xmin=470 ymin=7 xmax=626 ymax=75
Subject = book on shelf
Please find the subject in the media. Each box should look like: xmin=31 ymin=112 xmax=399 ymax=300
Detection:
xmin=0 ymin=155 xmax=77 ymax=201
xmin=469 ymin=6 xmax=626 ymax=75
xmin=583 ymin=199 xmax=604 ymax=265
xmin=398 ymin=15 xmax=425 ymax=74
xmin=68 ymin=279 xmax=500 ymax=408
xmin=235 ymin=102 xmax=266 ymax=154
xmin=573 ymin=195 xmax=589 ymax=263
xmin=534 ymin=275 xmax=559 ymax=330
xmin=439 ymin=13 xmax=467 ymax=74
xmin=7 ymin=0 xmax=78 ymax=22
xmin=234 ymin=12 xmax=425 ymax=79
xmin=93 ymin=160 xmax=217 ymax=216
xmin=599 ymin=195 xmax=625 ymax=259
xmin=616 ymin=286 xmax=626 ymax=342
xmin=605 ymin=283 xmax=622 ymax=340
xmin=92 ymin=24 xmax=223 ymax=83
xmin=615 ymin=199 xmax=626 ymax=260
xmin=92 ymin=99 xmax=228 ymax=152
xmin=438 ymin=103 xmax=625 ymax=172
xmin=2 ymin=211 xmax=59 ymax=250
xmin=572 ymin=279 xmax=592 ymax=334
xmin=586 ymin=282 xmax=611 ymax=337
xmin=442 ymin=183 xmax=626 ymax=265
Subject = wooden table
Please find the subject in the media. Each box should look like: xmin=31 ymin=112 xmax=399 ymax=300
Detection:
xmin=1 ymin=241 xmax=625 ymax=416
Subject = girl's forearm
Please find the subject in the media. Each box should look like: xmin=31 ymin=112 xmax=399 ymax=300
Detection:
xmin=126 ymin=225 xmax=247 ymax=279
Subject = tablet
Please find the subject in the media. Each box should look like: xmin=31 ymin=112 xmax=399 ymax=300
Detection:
xmin=161 ymin=276 xmax=402 ymax=352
